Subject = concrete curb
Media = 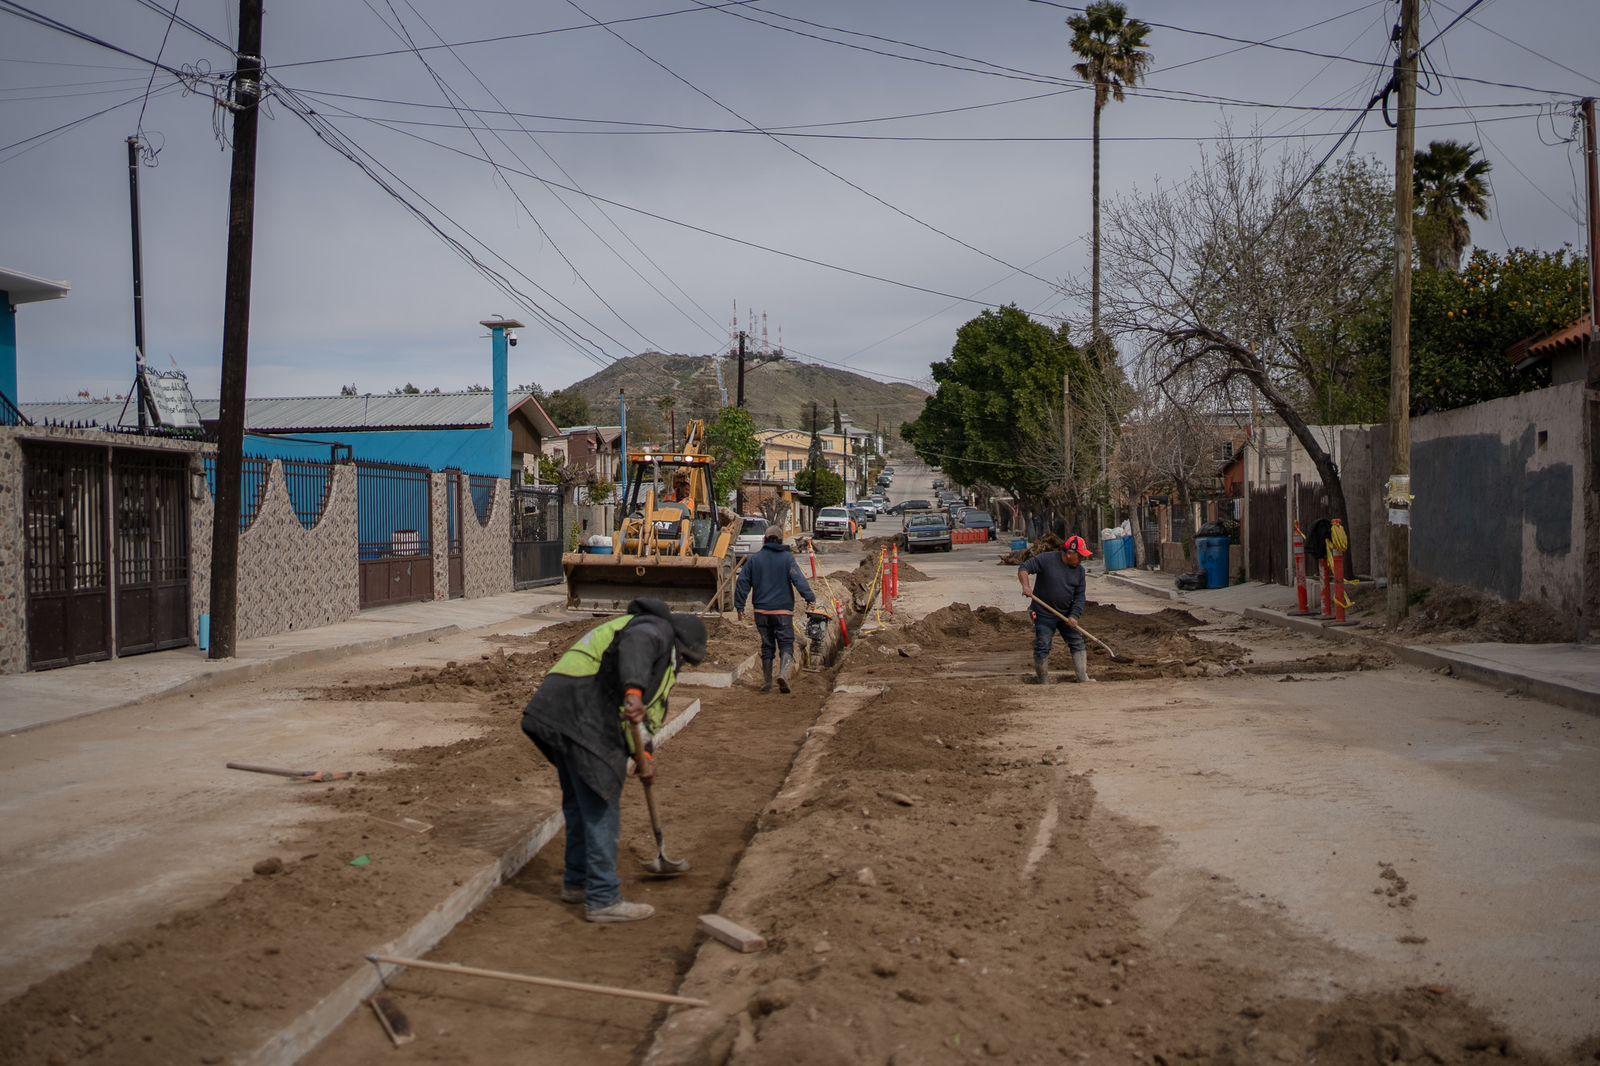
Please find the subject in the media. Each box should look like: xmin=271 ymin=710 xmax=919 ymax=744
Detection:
xmin=679 ymin=651 xmax=760 ymax=690
xmin=1241 ymin=609 xmax=1600 ymax=717
xmin=2 ymin=625 xmax=461 ymax=738
xmin=1106 ymin=571 xmax=1600 ymax=717
xmin=244 ymin=696 xmax=706 ymax=1066
xmin=1103 ymin=571 xmax=1180 ymax=601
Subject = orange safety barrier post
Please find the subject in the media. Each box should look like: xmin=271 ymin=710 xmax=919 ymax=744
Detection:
xmin=1288 ymin=523 xmax=1314 ymax=616
xmin=1325 ymin=519 xmax=1358 ymax=627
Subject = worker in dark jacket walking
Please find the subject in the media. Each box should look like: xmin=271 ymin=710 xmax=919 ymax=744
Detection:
xmin=1017 ymin=535 xmax=1093 ymax=685
xmin=733 ymin=532 xmax=816 ymax=693
xmin=521 ymin=598 xmax=707 ymax=923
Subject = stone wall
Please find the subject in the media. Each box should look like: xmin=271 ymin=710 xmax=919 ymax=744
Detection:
xmin=463 ymin=476 xmax=512 ymax=599
xmin=1341 ymin=382 xmax=1594 ymax=633
xmin=429 ymin=471 xmax=450 ymax=601
xmin=0 ymin=432 xmax=25 ymax=674
xmin=235 ymin=462 xmax=358 ymax=639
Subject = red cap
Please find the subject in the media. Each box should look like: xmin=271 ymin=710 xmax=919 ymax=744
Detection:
xmin=1063 ymin=535 xmax=1093 ymax=558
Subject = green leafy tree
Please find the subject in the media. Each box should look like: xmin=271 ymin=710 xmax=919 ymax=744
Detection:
xmin=541 ymin=387 xmax=592 ymax=428
xmin=1068 ymin=0 xmax=1152 ymax=367
xmin=1343 ymin=247 xmax=1588 ymax=416
xmin=795 ymin=466 xmax=846 ymax=508
xmin=901 ymin=305 xmax=1096 ymax=518
xmin=1414 ymin=140 xmax=1491 ymax=273
xmin=704 ymin=404 xmax=763 ymax=506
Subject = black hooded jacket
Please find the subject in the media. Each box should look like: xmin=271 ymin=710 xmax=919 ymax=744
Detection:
xmin=521 ymin=598 xmax=703 ymax=800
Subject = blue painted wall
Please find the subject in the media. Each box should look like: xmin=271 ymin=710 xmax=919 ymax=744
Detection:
xmin=243 ymin=426 xmax=503 ymax=475
xmin=0 ymin=290 xmax=17 ymax=405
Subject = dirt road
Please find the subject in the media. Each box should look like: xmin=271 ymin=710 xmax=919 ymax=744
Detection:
xmin=2 ymin=461 xmax=1595 ymax=1063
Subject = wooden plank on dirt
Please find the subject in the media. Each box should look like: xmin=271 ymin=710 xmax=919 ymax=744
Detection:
xmin=697 ymin=914 xmax=766 ymax=953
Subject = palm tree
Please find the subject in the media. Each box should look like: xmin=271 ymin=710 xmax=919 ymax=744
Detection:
xmin=1068 ymin=1 xmax=1152 ymax=368
xmin=1413 ymin=139 xmax=1492 ymax=272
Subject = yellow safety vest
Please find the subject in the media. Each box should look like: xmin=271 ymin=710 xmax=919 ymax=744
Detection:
xmin=548 ymin=615 xmax=676 ymax=751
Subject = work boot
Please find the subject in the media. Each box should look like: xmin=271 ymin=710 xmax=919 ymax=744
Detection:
xmin=1072 ymin=648 xmax=1092 ymax=684
xmin=1027 ymin=657 xmax=1050 ymax=685
xmin=559 ymin=884 xmax=585 ymax=905
xmin=777 ymin=653 xmax=794 ymax=694
xmin=586 ymin=900 xmax=655 ymax=924
xmin=760 ymin=661 xmax=774 ymax=694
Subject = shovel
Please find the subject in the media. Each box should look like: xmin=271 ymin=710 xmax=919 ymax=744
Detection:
xmin=1027 ymin=595 xmax=1130 ymax=662
xmin=629 ymin=721 xmax=690 ymax=878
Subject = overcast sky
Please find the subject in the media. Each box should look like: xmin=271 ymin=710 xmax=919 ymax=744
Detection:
xmin=2 ymin=0 xmax=1595 ymax=403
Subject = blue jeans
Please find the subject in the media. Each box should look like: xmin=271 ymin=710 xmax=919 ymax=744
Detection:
xmin=754 ymin=613 xmax=795 ymax=665
xmin=1032 ymin=612 xmax=1085 ymax=661
xmin=545 ymin=746 xmax=622 ymax=910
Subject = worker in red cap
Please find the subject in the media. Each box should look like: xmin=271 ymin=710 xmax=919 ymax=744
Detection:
xmin=1016 ymin=535 xmax=1093 ymax=684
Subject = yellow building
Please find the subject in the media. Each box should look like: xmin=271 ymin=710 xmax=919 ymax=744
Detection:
xmin=756 ymin=429 xmax=851 ymax=485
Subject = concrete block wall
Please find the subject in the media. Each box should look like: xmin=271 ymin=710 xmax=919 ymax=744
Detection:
xmin=463 ymin=476 xmax=512 ymax=599
xmin=0 ymin=432 xmax=25 ymax=674
xmin=1341 ymin=382 xmax=1593 ymax=632
xmin=235 ymin=462 xmax=359 ymax=639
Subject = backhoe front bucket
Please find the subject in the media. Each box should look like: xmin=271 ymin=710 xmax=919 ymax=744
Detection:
xmin=563 ymin=552 xmax=734 ymax=614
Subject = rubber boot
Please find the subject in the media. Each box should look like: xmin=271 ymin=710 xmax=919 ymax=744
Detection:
xmin=760 ymin=661 xmax=774 ymax=693
xmin=1072 ymin=648 xmax=1091 ymax=683
xmin=777 ymin=653 xmax=794 ymax=694
xmin=1027 ymin=657 xmax=1050 ymax=685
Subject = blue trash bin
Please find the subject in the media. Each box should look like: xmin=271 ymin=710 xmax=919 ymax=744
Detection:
xmin=1103 ymin=535 xmax=1133 ymax=572
xmin=1196 ymin=535 xmax=1230 ymax=590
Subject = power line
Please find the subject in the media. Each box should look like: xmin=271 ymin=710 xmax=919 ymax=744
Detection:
xmin=562 ymin=0 xmax=1058 ymax=287
xmin=134 ymin=0 xmax=181 ymax=137
xmin=1431 ymin=0 xmax=1600 ymax=93
xmin=295 ymin=97 xmax=1056 ymax=311
xmin=267 ymin=0 xmax=768 ymax=72
xmin=1019 ymin=0 xmax=1583 ymax=97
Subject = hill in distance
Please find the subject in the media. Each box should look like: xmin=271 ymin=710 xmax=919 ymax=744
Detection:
xmin=564 ymin=352 xmax=928 ymax=443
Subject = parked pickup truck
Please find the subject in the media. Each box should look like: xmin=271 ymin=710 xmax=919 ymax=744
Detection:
xmin=814 ymin=506 xmax=855 ymax=540
xmin=903 ymin=512 xmax=953 ymax=553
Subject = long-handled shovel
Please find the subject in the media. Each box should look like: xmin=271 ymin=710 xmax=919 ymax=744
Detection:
xmin=629 ymin=721 xmax=690 ymax=878
xmin=1028 ymin=595 xmax=1129 ymax=662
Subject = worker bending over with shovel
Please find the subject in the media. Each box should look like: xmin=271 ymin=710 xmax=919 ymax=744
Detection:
xmin=521 ymin=597 xmax=707 ymax=923
xmin=1017 ymin=534 xmax=1093 ymax=685
xmin=733 ymin=531 xmax=817 ymax=693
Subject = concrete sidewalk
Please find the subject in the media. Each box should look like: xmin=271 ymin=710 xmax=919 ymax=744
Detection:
xmin=0 ymin=589 xmax=566 ymax=735
xmin=1099 ymin=565 xmax=1600 ymax=716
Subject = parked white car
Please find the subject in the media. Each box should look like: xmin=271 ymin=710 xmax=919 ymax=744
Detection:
xmin=733 ymin=515 xmax=768 ymax=557
xmin=814 ymin=506 xmax=855 ymax=540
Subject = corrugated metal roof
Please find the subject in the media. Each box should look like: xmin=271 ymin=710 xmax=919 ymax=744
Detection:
xmin=21 ymin=391 xmax=557 ymax=435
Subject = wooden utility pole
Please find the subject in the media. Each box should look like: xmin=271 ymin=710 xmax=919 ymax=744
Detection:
xmin=1582 ymin=98 xmax=1598 ymax=361
xmin=1061 ymin=370 xmax=1071 ymax=531
xmin=126 ymin=136 xmax=150 ymax=431
xmin=735 ymin=330 xmax=746 ymax=408
xmin=1384 ymin=0 xmax=1420 ymax=626
xmin=207 ymin=0 xmax=264 ymax=660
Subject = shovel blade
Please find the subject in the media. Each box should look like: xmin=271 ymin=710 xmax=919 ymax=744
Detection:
xmin=640 ymin=853 xmax=691 ymax=877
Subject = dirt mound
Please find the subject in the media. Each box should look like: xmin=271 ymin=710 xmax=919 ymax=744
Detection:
xmin=1398 ymin=584 xmax=1574 ymax=644
xmin=999 ymin=531 xmax=1062 ymax=566
xmin=858 ymin=601 xmax=1243 ymax=682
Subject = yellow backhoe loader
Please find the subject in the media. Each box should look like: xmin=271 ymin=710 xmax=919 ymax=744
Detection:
xmin=562 ymin=419 xmax=736 ymax=613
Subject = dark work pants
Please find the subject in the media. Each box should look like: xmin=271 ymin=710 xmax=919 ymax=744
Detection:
xmin=1031 ymin=611 xmax=1085 ymax=662
xmin=754 ymin=613 xmax=795 ymax=665
xmin=527 ymin=732 xmax=622 ymax=910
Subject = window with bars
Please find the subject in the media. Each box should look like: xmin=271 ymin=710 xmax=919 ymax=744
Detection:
xmin=469 ymin=474 xmax=497 ymax=526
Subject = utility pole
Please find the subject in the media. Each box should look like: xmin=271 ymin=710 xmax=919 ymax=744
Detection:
xmin=1582 ymin=98 xmax=1598 ymax=365
xmin=736 ymin=330 xmax=746 ymax=408
xmin=207 ymin=0 xmax=264 ymax=660
xmin=1061 ymin=370 xmax=1071 ymax=533
xmin=618 ymin=388 xmax=628 ymax=508
xmin=1384 ymin=0 xmax=1420 ymax=627
xmin=126 ymin=136 xmax=150 ymax=431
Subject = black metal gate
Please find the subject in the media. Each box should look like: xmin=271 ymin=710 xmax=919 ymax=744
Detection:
xmin=113 ymin=451 xmax=190 ymax=655
xmin=511 ymin=485 xmax=563 ymax=589
xmin=446 ymin=471 xmax=464 ymax=599
xmin=22 ymin=442 xmax=111 ymax=670
xmin=356 ymin=461 xmax=434 ymax=608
